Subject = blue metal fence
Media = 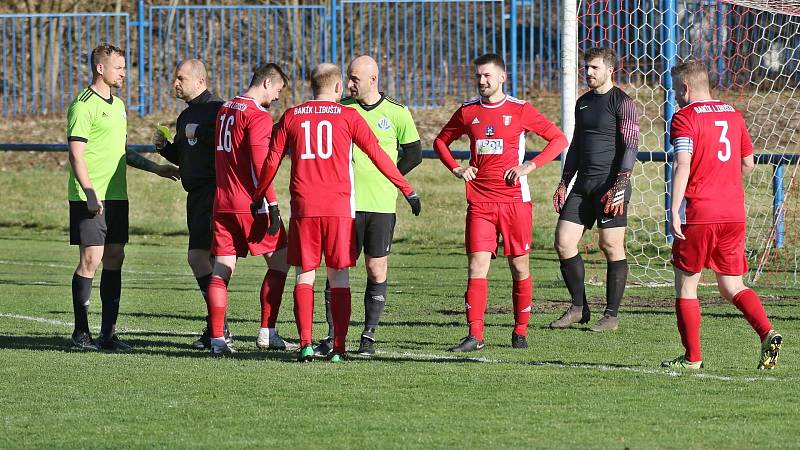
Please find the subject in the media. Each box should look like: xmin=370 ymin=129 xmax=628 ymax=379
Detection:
xmin=1 ymin=1 xmax=800 ymax=116
xmin=0 ymin=13 xmax=130 ymax=116
xmin=337 ymin=0 xmax=505 ymax=108
xmin=146 ymin=4 xmax=328 ymax=114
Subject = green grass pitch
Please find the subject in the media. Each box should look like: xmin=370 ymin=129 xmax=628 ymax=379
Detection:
xmin=0 ymin=163 xmax=798 ymax=449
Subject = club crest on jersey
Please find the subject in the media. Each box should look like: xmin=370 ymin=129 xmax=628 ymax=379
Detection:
xmin=485 ymin=125 xmax=495 ymax=137
xmin=503 ymin=115 xmax=512 ymax=126
xmin=186 ymin=123 xmax=199 ymax=146
xmin=377 ymin=117 xmax=391 ymax=130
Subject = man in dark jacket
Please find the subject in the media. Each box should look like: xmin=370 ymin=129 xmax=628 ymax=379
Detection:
xmin=153 ymin=59 xmax=228 ymax=349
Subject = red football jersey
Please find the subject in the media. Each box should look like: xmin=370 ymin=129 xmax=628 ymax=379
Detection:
xmin=434 ymin=95 xmax=567 ymax=204
xmin=213 ymin=96 xmax=277 ymax=214
xmin=255 ymin=100 xmax=413 ymax=218
xmin=670 ymin=100 xmax=754 ymax=224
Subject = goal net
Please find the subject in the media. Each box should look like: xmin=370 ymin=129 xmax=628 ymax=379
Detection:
xmin=572 ymin=0 xmax=800 ymax=288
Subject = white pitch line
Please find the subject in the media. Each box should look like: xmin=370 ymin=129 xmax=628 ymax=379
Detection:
xmin=0 ymin=312 xmax=779 ymax=382
xmin=373 ymin=350 xmax=776 ymax=382
xmin=0 ymin=259 xmax=189 ymax=277
xmin=0 ymin=312 xmax=196 ymax=336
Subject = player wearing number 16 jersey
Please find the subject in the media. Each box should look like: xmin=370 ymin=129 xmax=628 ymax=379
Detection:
xmin=254 ymin=63 xmax=421 ymax=362
xmin=434 ymin=53 xmax=568 ymax=352
xmin=663 ymin=59 xmax=781 ymax=371
xmin=205 ymin=63 xmax=296 ymax=356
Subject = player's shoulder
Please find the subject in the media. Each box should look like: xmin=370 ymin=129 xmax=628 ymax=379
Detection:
xmin=340 ymin=96 xmax=357 ymax=106
xmin=505 ymin=95 xmax=528 ymax=106
xmin=611 ymin=85 xmax=634 ymax=100
xmin=383 ymin=94 xmax=407 ymax=109
xmin=461 ymin=96 xmax=481 ymax=107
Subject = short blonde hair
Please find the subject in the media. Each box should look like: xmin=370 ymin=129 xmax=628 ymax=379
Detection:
xmin=91 ymin=44 xmax=124 ymax=77
xmin=671 ymin=58 xmax=710 ymax=91
xmin=310 ymin=63 xmax=341 ymax=95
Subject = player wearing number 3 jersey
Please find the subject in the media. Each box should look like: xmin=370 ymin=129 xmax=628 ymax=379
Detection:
xmin=662 ymin=59 xmax=781 ymax=371
xmin=254 ymin=63 xmax=420 ymax=362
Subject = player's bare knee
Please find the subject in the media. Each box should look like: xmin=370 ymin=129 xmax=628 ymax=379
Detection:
xmin=365 ymin=257 xmax=388 ymax=283
xmin=716 ymin=276 xmax=747 ymax=302
xmin=598 ymin=241 xmax=624 ymax=261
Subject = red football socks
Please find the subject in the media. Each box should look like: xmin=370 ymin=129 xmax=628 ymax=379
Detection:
xmin=465 ymin=278 xmax=488 ymax=341
xmin=260 ymin=269 xmax=287 ymax=328
xmin=293 ymin=283 xmax=314 ymax=346
xmin=512 ymin=277 xmax=533 ymax=336
xmin=675 ymin=298 xmax=702 ymax=362
xmin=732 ymin=288 xmax=772 ymax=340
xmin=206 ymin=276 xmax=229 ymax=339
xmin=330 ymin=287 xmax=352 ymax=354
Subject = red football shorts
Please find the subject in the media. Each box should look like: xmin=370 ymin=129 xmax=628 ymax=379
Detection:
xmin=211 ymin=212 xmax=287 ymax=257
xmin=672 ymin=222 xmax=748 ymax=275
xmin=288 ymin=217 xmax=356 ymax=271
xmin=465 ymin=201 xmax=533 ymax=257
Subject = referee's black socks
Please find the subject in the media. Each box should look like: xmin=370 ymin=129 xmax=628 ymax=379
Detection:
xmin=71 ymin=273 xmax=92 ymax=334
xmin=605 ymin=259 xmax=628 ymax=317
xmin=100 ymin=269 xmax=121 ymax=337
xmin=364 ymin=279 xmax=388 ymax=333
xmin=560 ymin=254 xmax=587 ymax=307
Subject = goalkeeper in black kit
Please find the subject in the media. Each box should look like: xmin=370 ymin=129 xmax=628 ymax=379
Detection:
xmin=550 ymin=47 xmax=640 ymax=332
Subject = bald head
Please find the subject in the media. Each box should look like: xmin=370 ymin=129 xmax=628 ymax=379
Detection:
xmin=310 ymin=63 xmax=342 ymax=97
xmin=173 ymin=59 xmax=208 ymax=102
xmin=346 ymin=55 xmax=380 ymax=103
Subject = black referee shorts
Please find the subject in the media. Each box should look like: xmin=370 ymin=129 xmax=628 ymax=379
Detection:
xmin=559 ymin=175 xmax=631 ymax=229
xmin=186 ymin=184 xmax=215 ymax=251
xmin=69 ymin=200 xmax=129 ymax=246
xmin=355 ymin=211 xmax=397 ymax=258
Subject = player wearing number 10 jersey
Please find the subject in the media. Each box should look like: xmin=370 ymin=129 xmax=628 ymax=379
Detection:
xmin=205 ymin=63 xmax=295 ymax=356
xmin=254 ymin=63 xmax=421 ymax=362
xmin=663 ymin=59 xmax=781 ymax=371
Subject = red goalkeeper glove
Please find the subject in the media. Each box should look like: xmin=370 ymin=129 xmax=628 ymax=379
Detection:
xmin=600 ymin=171 xmax=631 ymax=217
xmin=553 ymin=171 xmax=575 ymax=213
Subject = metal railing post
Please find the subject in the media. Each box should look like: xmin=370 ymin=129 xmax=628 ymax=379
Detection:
xmin=773 ymin=163 xmax=786 ymax=249
xmin=135 ymin=0 xmax=147 ymax=116
xmin=663 ymin=0 xmax=677 ymax=243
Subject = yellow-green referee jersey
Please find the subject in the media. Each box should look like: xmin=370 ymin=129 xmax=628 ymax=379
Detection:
xmin=66 ymin=87 xmax=128 ymax=201
xmin=342 ymin=94 xmax=420 ymax=213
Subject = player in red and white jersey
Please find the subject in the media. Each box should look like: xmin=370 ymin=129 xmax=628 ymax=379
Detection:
xmin=254 ymin=63 xmax=420 ymax=362
xmin=664 ymin=59 xmax=781 ymax=370
xmin=205 ymin=63 xmax=297 ymax=356
xmin=433 ymin=53 xmax=568 ymax=352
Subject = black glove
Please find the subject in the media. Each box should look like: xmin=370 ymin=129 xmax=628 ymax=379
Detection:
xmin=405 ymin=191 xmax=421 ymax=216
xmin=250 ymin=198 xmax=264 ymax=216
xmin=267 ymin=204 xmax=282 ymax=236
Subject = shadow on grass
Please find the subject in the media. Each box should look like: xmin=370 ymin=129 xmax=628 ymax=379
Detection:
xmin=0 ymin=333 xmax=302 ymax=362
xmin=624 ymin=308 xmax=800 ymax=321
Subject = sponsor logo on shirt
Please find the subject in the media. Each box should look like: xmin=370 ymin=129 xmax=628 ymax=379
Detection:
xmin=485 ymin=125 xmax=495 ymax=137
xmin=503 ymin=115 xmax=512 ymax=126
xmin=476 ymin=138 xmax=503 ymax=155
xmin=471 ymin=117 xmax=480 ymax=124
xmin=101 ymin=112 xmax=109 ymax=117
xmin=377 ymin=117 xmax=391 ymax=130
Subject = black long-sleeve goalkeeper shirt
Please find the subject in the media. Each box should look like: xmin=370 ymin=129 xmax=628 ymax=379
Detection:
xmin=563 ymin=86 xmax=640 ymax=180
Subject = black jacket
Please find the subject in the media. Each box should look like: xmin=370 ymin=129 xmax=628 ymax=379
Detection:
xmin=159 ymin=90 xmax=224 ymax=192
